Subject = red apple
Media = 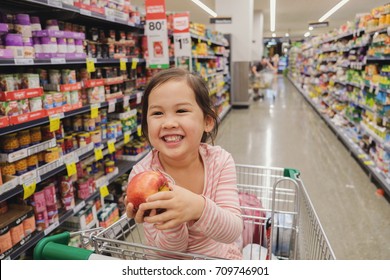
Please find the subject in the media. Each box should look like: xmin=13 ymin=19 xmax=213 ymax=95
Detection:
xmin=126 ymin=171 xmax=170 ymax=213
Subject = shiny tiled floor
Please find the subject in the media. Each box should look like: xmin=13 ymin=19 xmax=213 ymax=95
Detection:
xmin=215 ymin=76 xmax=390 ymax=259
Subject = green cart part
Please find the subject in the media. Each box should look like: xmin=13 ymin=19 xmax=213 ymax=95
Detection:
xmin=34 ymin=232 xmax=93 ymax=260
xmin=283 ymin=168 xmax=300 ymax=179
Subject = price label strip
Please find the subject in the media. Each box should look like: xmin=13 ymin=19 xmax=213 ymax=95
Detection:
xmin=120 ymin=58 xmax=128 ymax=71
xmin=49 ymin=115 xmax=60 ymax=132
xmin=86 ymin=58 xmax=96 ymax=73
xmin=100 ymin=185 xmax=110 ymax=198
xmin=131 ymin=58 xmax=139 ymax=70
xmin=95 ymin=147 xmax=103 ymax=161
xmin=124 ymin=131 xmax=131 ymax=144
xmin=66 ymin=162 xmax=77 ymax=177
xmin=90 ymin=103 xmax=99 ymax=118
xmin=108 ymin=139 xmax=116 ymax=154
xmin=23 ymin=179 xmax=36 ymax=200
xmin=137 ymin=125 xmax=142 ymax=137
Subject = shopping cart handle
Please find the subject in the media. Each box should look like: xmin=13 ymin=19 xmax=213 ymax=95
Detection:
xmin=283 ymin=168 xmax=300 ymax=179
xmin=34 ymin=232 xmax=94 ymax=260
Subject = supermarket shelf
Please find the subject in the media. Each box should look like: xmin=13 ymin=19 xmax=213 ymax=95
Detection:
xmin=190 ymin=34 xmax=227 ymax=47
xmin=366 ymin=56 xmax=390 ymax=62
xmin=1 ymin=0 xmax=143 ymax=30
xmin=288 ymin=76 xmax=390 ymax=196
xmin=0 ymin=126 xmax=139 ymax=203
xmin=0 ymin=93 xmax=141 ymax=136
xmin=218 ymin=104 xmax=232 ymax=123
xmin=0 ymin=57 xmax=145 ymax=67
xmin=3 ymin=152 xmax=145 ymax=260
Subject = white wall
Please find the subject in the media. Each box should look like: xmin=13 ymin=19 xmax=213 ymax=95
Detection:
xmin=252 ymin=11 xmax=264 ymax=61
xmin=214 ymin=0 xmax=254 ymax=62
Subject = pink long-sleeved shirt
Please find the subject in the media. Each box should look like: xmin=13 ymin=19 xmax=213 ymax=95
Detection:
xmin=128 ymin=143 xmax=243 ymax=259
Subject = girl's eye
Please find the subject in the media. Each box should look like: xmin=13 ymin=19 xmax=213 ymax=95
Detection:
xmin=177 ymin=109 xmax=188 ymax=113
xmin=151 ymin=111 xmax=163 ymax=116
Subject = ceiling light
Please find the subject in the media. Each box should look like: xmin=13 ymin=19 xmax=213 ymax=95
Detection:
xmin=308 ymin=26 xmax=314 ymax=31
xmin=304 ymin=31 xmax=311 ymax=37
xmin=285 ymin=33 xmax=289 ymax=37
xmin=270 ymin=0 xmax=276 ymax=32
xmin=191 ymin=0 xmax=217 ymax=18
xmin=319 ymin=0 xmax=350 ymax=22
xmin=272 ymin=33 xmax=276 ymax=37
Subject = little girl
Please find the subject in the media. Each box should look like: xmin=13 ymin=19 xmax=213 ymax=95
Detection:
xmin=126 ymin=68 xmax=243 ymax=259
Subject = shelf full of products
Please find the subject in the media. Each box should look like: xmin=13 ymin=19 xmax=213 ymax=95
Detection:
xmin=0 ymin=0 xmax=233 ymax=260
xmin=288 ymin=3 xmax=390 ymax=195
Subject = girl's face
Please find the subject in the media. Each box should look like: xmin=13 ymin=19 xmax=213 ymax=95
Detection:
xmin=147 ymin=79 xmax=213 ymax=163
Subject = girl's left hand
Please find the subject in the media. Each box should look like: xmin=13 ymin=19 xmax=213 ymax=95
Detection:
xmin=138 ymin=184 xmax=205 ymax=230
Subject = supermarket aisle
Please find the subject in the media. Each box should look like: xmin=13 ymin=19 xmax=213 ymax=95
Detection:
xmin=215 ymin=76 xmax=390 ymax=260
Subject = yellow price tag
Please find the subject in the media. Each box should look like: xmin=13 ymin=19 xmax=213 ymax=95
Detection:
xmin=196 ymin=62 xmax=201 ymax=71
xmin=91 ymin=105 xmax=99 ymax=119
xmin=358 ymin=154 xmax=366 ymax=159
xmin=86 ymin=58 xmax=96 ymax=73
xmin=208 ymin=40 xmax=211 ymax=45
xmin=120 ymin=58 xmax=127 ymax=71
xmin=23 ymin=180 xmax=36 ymax=200
xmin=108 ymin=140 xmax=116 ymax=154
xmin=131 ymin=58 xmax=139 ymax=70
xmin=49 ymin=116 xmax=60 ymax=132
xmin=94 ymin=148 xmax=103 ymax=161
xmin=100 ymin=185 xmax=109 ymax=198
xmin=66 ymin=162 xmax=77 ymax=177
xmin=137 ymin=125 xmax=142 ymax=137
xmin=198 ymin=38 xmax=201 ymax=44
xmin=364 ymin=161 xmax=374 ymax=166
xmin=124 ymin=132 xmax=130 ymax=144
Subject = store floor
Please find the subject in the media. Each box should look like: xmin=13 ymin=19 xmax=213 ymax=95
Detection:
xmin=215 ymin=76 xmax=390 ymax=260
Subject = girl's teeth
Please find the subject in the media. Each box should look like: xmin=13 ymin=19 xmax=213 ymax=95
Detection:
xmin=164 ymin=135 xmax=182 ymax=142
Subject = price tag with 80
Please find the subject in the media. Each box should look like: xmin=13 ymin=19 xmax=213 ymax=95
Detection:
xmin=146 ymin=19 xmax=166 ymax=36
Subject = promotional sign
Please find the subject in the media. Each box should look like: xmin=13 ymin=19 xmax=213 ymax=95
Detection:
xmin=173 ymin=12 xmax=192 ymax=71
xmin=145 ymin=0 xmax=169 ymax=69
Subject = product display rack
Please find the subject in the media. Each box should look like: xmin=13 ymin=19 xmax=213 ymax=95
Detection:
xmin=189 ymin=30 xmax=232 ymax=120
xmin=0 ymin=1 xmax=233 ymax=260
xmin=288 ymin=7 xmax=390 ymax=195
xmin=0 ymin=0 xmax=145 ymax=260
xmin=2 ymin=157 xmax=143 ymax=260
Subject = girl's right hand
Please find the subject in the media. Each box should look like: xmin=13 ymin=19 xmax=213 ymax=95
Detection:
xmin=125 ymin=197 xmax=157 ymax=223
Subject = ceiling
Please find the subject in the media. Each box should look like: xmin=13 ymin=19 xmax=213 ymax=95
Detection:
xmin=132 ymin=0 xmax=387 ymax=40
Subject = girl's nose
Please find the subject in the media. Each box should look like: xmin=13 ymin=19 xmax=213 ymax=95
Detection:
xmin=162 ymin=116 xmax=178 ymax=129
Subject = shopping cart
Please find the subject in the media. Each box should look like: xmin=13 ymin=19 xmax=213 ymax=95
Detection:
xmin=251 ymin=69 xmax=275 ymax=100
xmin=33 ymin=164 xmax=335 ymax=260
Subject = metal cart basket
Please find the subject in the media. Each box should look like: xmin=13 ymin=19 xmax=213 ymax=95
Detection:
xmin=251 ymin=69 xmax=274 ymax=95
xmin=34 ymin=164 xmax=335 ymax=260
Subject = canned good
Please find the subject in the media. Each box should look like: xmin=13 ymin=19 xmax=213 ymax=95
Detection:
xmin=72 ymin=133 xmax=79 ymax=150
xmin=30 ymin=127 xmax=42 ymax=144
xmin=105 ymin=160 xmax=115 ymax=174
xmin=41 ymin=125 xmax=54 ymax=141
xmin=0 ymin=133 xmax=19 ymax=152
xmin=90 ymin=129 xmax=102 ymax=147
xmin=78 ymin=132 xmax=91 ymax=146
xmin=45 ymin=147 xmax=60 ymax=163
xmin=26 ymin=154 xmax=38 ymax=170
xmin=0 ymin=162 xmax=16 ymax=176
xmin=14 ymin=158 xmax=28 ymax=175
xmin=57 ymin=139 xmax=65 ymax=154
xmin=73 ymin=116 xmax=83 ymax=132
xmin=83 ymin=114 xmax=96 ymax=131
xmin=64 ymin=135 xmax=74 ymax=153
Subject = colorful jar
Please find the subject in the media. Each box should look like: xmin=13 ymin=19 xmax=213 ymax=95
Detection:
xmin=105 ymin=161 xmax=115 ymax=174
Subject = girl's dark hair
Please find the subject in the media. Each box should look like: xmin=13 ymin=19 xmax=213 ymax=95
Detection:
xmin=141 ymin=68 xmax=219 ymax=144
